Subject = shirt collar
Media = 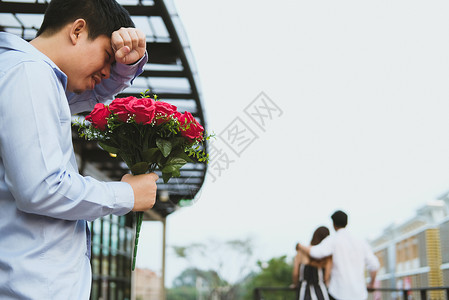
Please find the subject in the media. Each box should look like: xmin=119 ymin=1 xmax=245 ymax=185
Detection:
xmin=335 ymin=227 xmax=347 ymax=234
xmin=0 ymin=32 xmax=68 ymax=90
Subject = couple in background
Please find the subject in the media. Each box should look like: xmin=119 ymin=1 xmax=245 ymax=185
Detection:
xmin=292 ymin=210 xmax=380 ymax=300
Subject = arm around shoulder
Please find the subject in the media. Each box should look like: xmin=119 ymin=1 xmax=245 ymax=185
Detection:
xmin=309 ymin=235 xmax=333 ymax=259
xmin=324 ymin=257 xmax=332 ymax=286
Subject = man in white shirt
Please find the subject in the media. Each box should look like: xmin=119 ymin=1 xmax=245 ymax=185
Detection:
xmin=299 ymin=210 xmax=379 ymax=300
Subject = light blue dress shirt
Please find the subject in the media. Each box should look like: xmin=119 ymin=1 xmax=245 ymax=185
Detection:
xmin=0 ymin=32 xmax=147 ymax=299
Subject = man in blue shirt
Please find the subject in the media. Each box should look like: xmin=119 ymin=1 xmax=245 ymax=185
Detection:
xmin=0 ymin=0 xmax=158 ymax=298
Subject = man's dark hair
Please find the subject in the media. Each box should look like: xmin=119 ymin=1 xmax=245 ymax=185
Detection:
xmin=36 ymin=0 xmax=135 ymax=39
xmin=331 ymin=210 xmax=348 ymax=228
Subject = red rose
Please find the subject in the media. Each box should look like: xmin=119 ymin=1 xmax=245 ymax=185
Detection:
xmin=109 ymin=96 xmax=135 ymax=122
xmin=173 ymin=111 xmax=182 ymax=120
xmin=126 ymin=98 xmax=156 ymax=124
xmin=154 ymin=101 xmax=178 ymax=125
xmin=178 ymin=111 xmax=204 ymax=141
xmin=85 ymin=103 xmax=110 ymax=130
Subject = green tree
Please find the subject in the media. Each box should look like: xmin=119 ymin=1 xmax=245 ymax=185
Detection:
xmin=167 ymin=267 xmax=229 ymax=300
xmin=166 ymin=286 xmax=197 ymax=300
xmin=169 ymin=238 xmax=254 ymax=300
xmin=172 ymin=267 xmax=225 ymax=288
xmin=241 ymin=255 xmax=294 ymax=300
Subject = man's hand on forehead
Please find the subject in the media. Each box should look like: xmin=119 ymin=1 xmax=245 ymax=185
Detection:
xmin=111 ymin=27 xmax=146 ymax=65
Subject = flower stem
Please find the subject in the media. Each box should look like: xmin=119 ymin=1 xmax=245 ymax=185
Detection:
xmin=132 ymin=211 xmax=144 ymax=271
xmin=131 ymin=165 xmax=156 ymax=271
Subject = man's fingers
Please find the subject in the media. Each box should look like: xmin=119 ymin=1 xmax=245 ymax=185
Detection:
xmin=121 ymin=172 xmax=158 ymax=181
xmin=121 ymin=172 xmax=158 ymax=211
xmin=111 ymin=31 xmax=124 ymax=53
xmin=114 ymin=46 xmax=130 ymax=61
xmin=111 ymin=28 xmax=145 ymax=52
xmin=149 ymin=172 xmax=159 ymax=181
xmin=111 ymin=28 xmax=146 ymax=65
xmin=122 ymin=173 xmax=132 ymax=180
xmin=127 ymin=30 xmax=139 ymax=51
xmin=137 ymin=30 xmax=146 ymax=49
xmin=120 ymin=29 xmax=133 ymax=50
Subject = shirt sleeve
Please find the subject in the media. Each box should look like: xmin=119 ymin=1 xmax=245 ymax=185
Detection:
xmin=0 ymin=61 xmax=134 ymax=221
xmin=309 ymin=235 xmax=334 ymax=259
xmin=67 ymin=51 xmax=148 ymax=114
xmin=363 ymin=241 xmax=380 ymax=271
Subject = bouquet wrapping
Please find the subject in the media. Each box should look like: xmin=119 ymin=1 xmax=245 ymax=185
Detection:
xmin=79 ymin=92 xmax=209 ymax=270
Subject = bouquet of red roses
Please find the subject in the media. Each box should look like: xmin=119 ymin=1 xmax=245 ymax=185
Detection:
xmin=78 ymin=92 xmax=209 ymax=270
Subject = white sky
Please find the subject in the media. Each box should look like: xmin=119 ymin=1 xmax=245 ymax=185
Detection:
xmin=137 ymin=0 xmax=449 ymax=286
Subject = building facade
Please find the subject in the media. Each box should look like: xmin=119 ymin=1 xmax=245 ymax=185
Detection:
xmin=135 ymin=268 xmax=162 ymax=300
xmin=370 ymin=196 xmax=449 ymax=299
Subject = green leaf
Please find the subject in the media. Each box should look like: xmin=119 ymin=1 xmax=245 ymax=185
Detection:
xmin=167 ymin=157 xmax=187 ymax=165
xmin=161 ymin=164 xmax=178 ymax=173
xmin=161 ymin=157 xmax=187 ymax=174
xmin=171 ymin=137 xmax=187 ymax=148
xmin=130 ymin=162 xmax=149 ymax=175
xmin=142 ymin=148 xmax=160 ymax=163
xmin=162 ymin=172 xmax=172 ymax=183
xmin=175 ymin=151 xmax=194 ymax=163
xmin=98 ymin=142 xmax=120 ymax=154
xmin=156 ymin=138 xmax=172 ymax=157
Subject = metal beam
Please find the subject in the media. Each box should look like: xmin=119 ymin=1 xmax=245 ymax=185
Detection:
xmin=122 ymin=5 xmax=159 ymax=17
xmin=0 ymin=2 xmax=47 ymax=14
xmin=140 ymin=70 xmax=187 ymax=78
xmin=0 ymin=3 xmax=160 ymax=16
xmin=118 ymin=92 xmax=194 ymax=100
xmin=147 ymin=41 xmax=178 ymax=64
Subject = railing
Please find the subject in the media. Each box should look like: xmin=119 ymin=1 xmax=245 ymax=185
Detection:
xmin=253 ymin=286 xmax=449 ymax=300
xmin=253 ymin=287 xmax=297 ymax=300
xmin=368 ymin=287 xmax=449 ymax=300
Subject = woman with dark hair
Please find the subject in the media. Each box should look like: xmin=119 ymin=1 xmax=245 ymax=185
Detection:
xmin=291 ymin=226 xmax=332 ymax=300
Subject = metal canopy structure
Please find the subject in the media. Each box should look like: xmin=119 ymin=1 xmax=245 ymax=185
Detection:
xmin=0 ymin=0 xmax=208 ymax=219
